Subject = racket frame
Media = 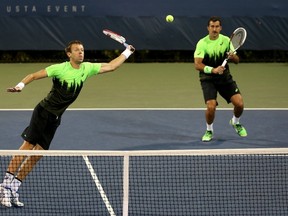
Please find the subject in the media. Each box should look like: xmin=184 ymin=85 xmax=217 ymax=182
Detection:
xmin=103 ymin=29 xmax=128 ymax=48
xmin=221 ymin=27 xmax=247 ymax=67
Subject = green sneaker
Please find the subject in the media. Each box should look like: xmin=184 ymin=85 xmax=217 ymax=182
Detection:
xmin=229 ymin=120 xmax=247 ymax=137
xmin=202 ymin=130 xmax=213 ymax=142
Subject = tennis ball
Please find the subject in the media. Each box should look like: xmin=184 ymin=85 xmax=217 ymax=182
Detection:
xmin=166 ymin=15 xmax=174 ymax=23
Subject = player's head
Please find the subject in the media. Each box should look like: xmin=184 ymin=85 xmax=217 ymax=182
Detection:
xmin=207 ymin=16 xmax=222 ymax=40
xmin=207 ymin=16 xmax=222 ymax=27
xmin=65 ymin=40 xmax=84 ymax=63
xmin=65 ymin=40 xmax=83 ymax=53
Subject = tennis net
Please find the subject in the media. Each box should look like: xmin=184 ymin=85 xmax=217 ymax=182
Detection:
xmin=0 ymin=148 xmax=287 ymax=216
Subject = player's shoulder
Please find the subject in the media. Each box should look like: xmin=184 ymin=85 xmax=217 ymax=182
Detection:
xmin=80 ymin=62 xmax=101 ymax=74
xmin=46 ymin=61 xmax=68 ymax=69
xmin=198 ymin=35 xmax=209 ymax=43
xmin=196 ymin=35 xmax=209 ymax=47
xmin=81 ymin=62 xmax=101 ymax=68
xmin=46 ymin=61 xmax=69 ymax=76
xmin=81 ymin=62 xmax=93 ymax=66
xmin=219 ymin=34 xmax=230 ymax=41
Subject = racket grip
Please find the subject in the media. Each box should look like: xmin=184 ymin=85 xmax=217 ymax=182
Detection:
xmin=123 ymin=43 xmax=135 ymax=52
xmin=221 ymin=59 xmax=228 ymax=67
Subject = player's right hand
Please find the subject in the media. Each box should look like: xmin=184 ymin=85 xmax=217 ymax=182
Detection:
xmin=212 ymin=66 xmax=225 ymax=75
xmin=7 ymin=82 xmax=25 ymax=92
xmin=127 ymin=45 xmax=135 ymax=52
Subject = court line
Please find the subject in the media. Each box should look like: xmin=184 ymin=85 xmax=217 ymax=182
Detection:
xmin=0 ymin=108 xmax=288 ymax=111
xmin=82 ymin=155 xmax=116 ymax=216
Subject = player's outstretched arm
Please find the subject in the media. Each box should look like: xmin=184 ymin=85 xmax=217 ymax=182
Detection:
xmin=7 ymin=69 xmax=48 ymax=92
xmin=99 ymin=45 xmax=135 ymax=74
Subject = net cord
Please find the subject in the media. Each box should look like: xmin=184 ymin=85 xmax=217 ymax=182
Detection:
xmin=0 ymin=148 xmax=287 ymax=157
xmin=82 ymin=155 xmax=116 ymax=216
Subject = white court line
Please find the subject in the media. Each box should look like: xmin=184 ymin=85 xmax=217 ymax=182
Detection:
xmin=0 ymin=108 xmax=288 ymax=111
xmin=82 ymin=155 xmax=116 ymax=216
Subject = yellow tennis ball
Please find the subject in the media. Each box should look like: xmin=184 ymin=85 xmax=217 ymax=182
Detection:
xmin=166 ymin=15 xmax=174 ymax=23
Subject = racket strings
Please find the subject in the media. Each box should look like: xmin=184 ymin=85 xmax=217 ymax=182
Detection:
xmin=103 ymin=29 xmax=126 ymax=44
xmin=230 ymin=30 xmax=246 ymax=51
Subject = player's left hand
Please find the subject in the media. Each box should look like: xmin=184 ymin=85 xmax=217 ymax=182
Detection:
xmin=226 ymin=51 xmax=239 ymax=64
xmin=7 ymin=87 xmax=22 ymax=92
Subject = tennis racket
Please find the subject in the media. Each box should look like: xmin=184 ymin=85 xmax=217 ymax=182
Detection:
xmin=222 ymin=27 xmax=247 ymax=67
xmin=103 ymin=29 xmax=128 ymax=48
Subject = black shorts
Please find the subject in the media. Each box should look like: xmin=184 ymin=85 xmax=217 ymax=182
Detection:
xmin=21 ymin=103 xmax=61 ymax=150
xmin=201 ymin=78 xmax=241 ymax=104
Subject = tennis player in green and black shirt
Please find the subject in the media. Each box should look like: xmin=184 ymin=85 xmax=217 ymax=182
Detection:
xmin=194 ymin=16 xmax=247 ymax=142
xmin=0 ymin=40 xmax=135 ymax=208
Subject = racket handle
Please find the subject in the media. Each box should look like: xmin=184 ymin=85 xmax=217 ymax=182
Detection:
xmin=123 ymin=43 xmax=135 ymax=52
xmin=222 ymin=50 xmax=236 ymax=67
xmin=221 ymin=59 xmax=228 ymax=67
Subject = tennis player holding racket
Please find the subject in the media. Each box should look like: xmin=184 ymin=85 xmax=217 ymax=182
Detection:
xmin=0 ymin=40 xmax=135 ymax=208
xmin=194 ymin=16 xmax=247 ymax=142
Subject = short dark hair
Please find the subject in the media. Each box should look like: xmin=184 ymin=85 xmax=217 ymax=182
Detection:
xmin=65 ymin=40 xmax=83 ymax=53
xmin=207 ymin=16 xmax=222 ymax=26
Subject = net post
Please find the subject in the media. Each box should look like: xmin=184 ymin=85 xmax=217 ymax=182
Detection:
xmin=122 ymin=155 xmax=130 ymax=216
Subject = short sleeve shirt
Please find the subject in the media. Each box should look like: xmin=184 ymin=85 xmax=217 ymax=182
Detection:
xmin=40 ymin=62 xmax=101 ymax=116
xmin=194 ymin=34 xmax=230 ymax=79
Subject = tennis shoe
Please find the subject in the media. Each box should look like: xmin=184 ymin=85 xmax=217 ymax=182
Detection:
xmin=10 ymin=190 xmax=24 ymax=207
xmin=0 ymin=184 xmax=12 ymax=208
xmin=230 ymin=119 xmax=247 ymax=137
xmin=202 ymin=130 xmax=213 ymax=142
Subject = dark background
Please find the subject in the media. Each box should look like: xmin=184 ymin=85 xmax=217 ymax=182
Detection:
xmin=0 ymin=0 xmax=287 ymax=62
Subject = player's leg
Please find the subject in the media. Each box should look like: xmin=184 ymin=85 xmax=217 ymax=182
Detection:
xmin=15 ymin=144 xmax=44 ymax=181
xmin=1 ymin=104 xmax=60 ymax=207
xmin=1 ymin=143 xmax=44 ymax=208
xmin=230 ymin=94 xmax=247 ymax=137
xmin=202 ymin=99 xmax=217 ymax=141
xmin=219 ymin=81 xmax=247 ymax=137
xmin=201 ymin=80 xmax=218 ymax=142
xmin=11 ymin=144 xmax=43 ymax=207
xmin=230 ymin=93 xmax=244 ymax=119
xmin=1 ymin=104 xmax=48 ymax=208
xmin=7 ymin=141 xmax=35 ymax=175
xmin=0 ymin=141 xmax=35 ymax=207
xmin=10 ymin=107 xmax=60 ymax=207
xmin=205 ymin=99 xmax=217 ymax=125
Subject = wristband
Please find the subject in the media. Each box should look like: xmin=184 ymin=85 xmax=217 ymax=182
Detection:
xmin=121 ymin=49 xmax=133 ymax=59
xmin=204 ymin=66 xmax=213 ymax=74
xmin=16 ymin=82 xmax=25 ymax=90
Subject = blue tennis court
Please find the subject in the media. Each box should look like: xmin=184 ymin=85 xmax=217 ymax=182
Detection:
xmin=1 ymin=109 xmax=287 ymax=150
xmin=1 ymin=109 xmax=287 ymax=215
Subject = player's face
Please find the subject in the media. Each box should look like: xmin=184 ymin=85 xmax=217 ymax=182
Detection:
xmin=69 ymin=44 xmax=84 ymax=64
xmin=207 ymin=21 xmax=222 ymax=40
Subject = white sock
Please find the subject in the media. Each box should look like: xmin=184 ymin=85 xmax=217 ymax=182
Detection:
xmin=2 ymin=172 xmax=14 ymax=188
xmin=10 ymin=177 xmax=22 ymax=192
xmin=206 ymin=123 xmax=213 ymax=131
xmin=232 ymin=115 xmax=240 ymax=124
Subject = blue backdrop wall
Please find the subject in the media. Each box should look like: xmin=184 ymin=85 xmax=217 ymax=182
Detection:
xmin=0 ymin=0 xmax=287 ymax=50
